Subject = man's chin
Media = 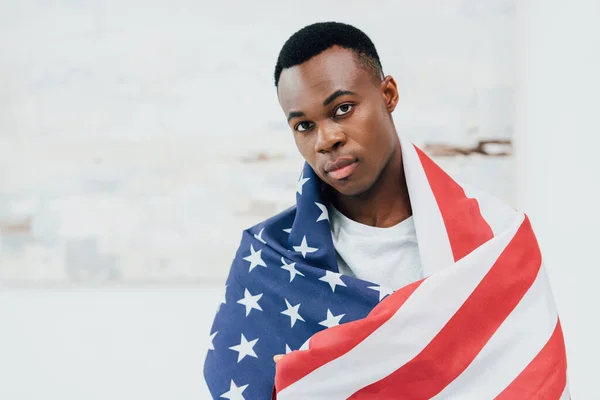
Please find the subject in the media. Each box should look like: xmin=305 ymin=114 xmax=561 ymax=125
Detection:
xmin=326 ymin=178 xmax=370 ymax=197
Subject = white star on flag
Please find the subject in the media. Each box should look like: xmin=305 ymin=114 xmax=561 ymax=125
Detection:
xmin=280 ymin=257 xmax=305 ymax=282
xmin=253 ymin=228 xmax=267 ymax=244
xmin=281 ymin=298 xmax=305 ymax=327
xmin=368 ymin=285 xmax=395 ymax=302
xmin=315 ymin=202 xmax=329 ymax=222
xmin=300 ymin=338 xmax=310 ymax=351
xmin=237 ymin=288 xmax=263 ymax=316
xmin=283 ymin=227 xmax=292 ymax=234
xmin=319 ymin=309 xmax=346 ymax=328
xmin=229 ymin=334 xmax=259 ymax=363
xmin=208 ymin=331 xmax=218 ymax=351
xmin=243 ymin=244 xmax=267 ymax=272
xmin=293 ymin=235 xmax=318 ymax=258
xmin=222 ymin=285 xmax=227 ymax=305
xmin=296 ymin=171 xmax=310 ymax=195
xmin=285 ymin=344 xmax=292 ymax=354
xmin=319 ymin=270 xmax=347 ymax=292
xmin=220 ymin=379 xmax=249 ymax=400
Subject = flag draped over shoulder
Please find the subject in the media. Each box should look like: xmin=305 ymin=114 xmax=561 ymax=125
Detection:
xmin=204 ymin=138 xmax=569 ymax=400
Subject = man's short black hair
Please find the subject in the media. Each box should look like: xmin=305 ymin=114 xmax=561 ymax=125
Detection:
xmin=274 ymin=21 xmax=384 ymax=88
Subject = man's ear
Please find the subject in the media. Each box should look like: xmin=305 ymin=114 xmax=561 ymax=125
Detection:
xmin=380 ymin=75 xmax=399 ymax=113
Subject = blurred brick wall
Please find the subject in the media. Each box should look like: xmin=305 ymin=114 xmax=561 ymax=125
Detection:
xmin=0 ymin=0 xmax=515 ymax=285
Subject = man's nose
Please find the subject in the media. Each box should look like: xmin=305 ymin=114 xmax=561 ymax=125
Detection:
xmin=314 ymin=121 xmax=346 ymax=153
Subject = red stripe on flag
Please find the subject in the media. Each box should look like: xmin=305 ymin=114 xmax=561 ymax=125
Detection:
xmin=274 ymin=279 xmax=424 ymax=393
xmin=495 ymin=320 xmax=568 ymax=400
xmin=348 ymin=217 xmax=541 ymax=399
xmin=415 ymin=145 xmax=494 ymax=261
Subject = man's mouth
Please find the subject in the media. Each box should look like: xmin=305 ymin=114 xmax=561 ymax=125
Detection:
xmin=325 ymin=157 xmax=359 ymax=180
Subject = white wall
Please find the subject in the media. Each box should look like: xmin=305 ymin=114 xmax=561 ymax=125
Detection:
xmin=515 ymin=0 xmax=600 ymax=397
xmin=0 ymin=0 xmax=516 ymax=284
xmin=0 ymin=287 xmax=221 ymax=400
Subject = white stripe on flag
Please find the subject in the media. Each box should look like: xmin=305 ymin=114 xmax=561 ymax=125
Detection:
xmin=461 ymin=183 xmax=518 ymax=237
xmin=277 ymin=214 xmax=524 ymax=400
xmin=432 ymin=265 xmax=557 ymax=399
xmin=400 ymin=137 xmax=454 ymax=277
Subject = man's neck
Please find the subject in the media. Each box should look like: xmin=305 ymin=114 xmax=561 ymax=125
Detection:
xmin=329 ymin=146 xmax=412 ymax=228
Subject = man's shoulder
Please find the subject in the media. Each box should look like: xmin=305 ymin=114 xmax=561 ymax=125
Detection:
xmin=228 ymin=204 xmax=298 ymax=265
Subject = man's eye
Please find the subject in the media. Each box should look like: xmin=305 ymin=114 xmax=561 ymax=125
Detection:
xmin=296 ymin=122 xmax=313 ymax=132
xmin=334 ymin=104 xmax=354 ymax=117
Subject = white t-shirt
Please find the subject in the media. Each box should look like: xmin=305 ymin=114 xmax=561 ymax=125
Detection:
xmin=328 ymin=204 xmax=424 ymax=290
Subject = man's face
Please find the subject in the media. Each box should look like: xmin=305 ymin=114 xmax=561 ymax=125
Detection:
xmin=277 ymin=46 xmax=400 ymax=197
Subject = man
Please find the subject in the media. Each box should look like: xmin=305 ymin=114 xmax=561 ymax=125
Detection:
xmin=204 ymin=22 xmax=568 ymax=399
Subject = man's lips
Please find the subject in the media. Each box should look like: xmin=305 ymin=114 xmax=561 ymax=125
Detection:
xmin=324 ymin=157 xmax=359 ymax=180
xmin=324 ymin=157 xmax=357 ymax=173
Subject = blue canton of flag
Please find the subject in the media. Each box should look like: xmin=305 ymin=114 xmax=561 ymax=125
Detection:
xmin=203 ymin=163 xmax=392 ymax=399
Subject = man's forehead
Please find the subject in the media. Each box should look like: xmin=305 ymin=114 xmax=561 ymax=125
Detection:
xmin=277 ymin=48 xmax=368 ymax=110
xmin=279 ymin=74 xmax=354 ymax=107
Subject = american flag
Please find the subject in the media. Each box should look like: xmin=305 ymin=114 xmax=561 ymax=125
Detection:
xmin=204 ymin=138 xmax=569 ymax=399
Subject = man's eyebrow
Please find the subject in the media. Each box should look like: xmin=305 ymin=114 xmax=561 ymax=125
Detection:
xmin=323 ymin=90 xmax=355 ymax=106
xmin=287 ymin=111 xmax=305 ymax=122
xmin=286 ymin=90 xmax=355 ymax=122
